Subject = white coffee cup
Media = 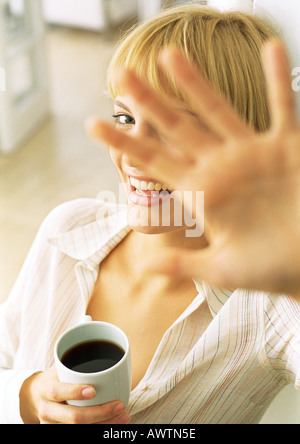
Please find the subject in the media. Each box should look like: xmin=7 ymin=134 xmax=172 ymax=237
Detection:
xmin=54 ymin=316 xmax=131 ymax=407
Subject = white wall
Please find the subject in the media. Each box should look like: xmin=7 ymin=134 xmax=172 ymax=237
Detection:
xmin=138 ymin=0 xmax=164 ymax=21
xmin=43 ymin=0 xmax=138 ymax=31
xmin=207 ymin=0 xmax=253 ymax=13
xmin=206 ymin=0 xmax=300 ymax=118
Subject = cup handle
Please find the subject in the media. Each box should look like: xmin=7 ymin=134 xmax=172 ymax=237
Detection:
xmin=80 ymin=315 xmax=93 ymax=324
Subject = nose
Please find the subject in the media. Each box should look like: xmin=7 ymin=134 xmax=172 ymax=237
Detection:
xmin=122 ymin=153 xmax=145 ymax=173
xmin=123 ymin=121 xmax=160 ymax=172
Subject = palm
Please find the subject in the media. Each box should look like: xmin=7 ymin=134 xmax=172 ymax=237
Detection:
xmin=171 ymin=128 xmax=299 ymax=292
xmin=200 ymin=141 xmax=299 ymax=292
xmin=91 ymin=39 xmax=300 ymax=294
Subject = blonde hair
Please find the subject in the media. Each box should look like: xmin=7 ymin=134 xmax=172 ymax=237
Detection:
xmin=107 ymin=5 xmax=278 ymax=132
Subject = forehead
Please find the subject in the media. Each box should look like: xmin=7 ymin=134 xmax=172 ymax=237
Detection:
xmin=110 ymin=66 xmax=179 ymax=104
xmin=108 ymin=43 xmax=190 ymax=105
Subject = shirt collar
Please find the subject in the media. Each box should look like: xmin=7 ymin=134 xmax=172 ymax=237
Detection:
xmin=48 ymin=202 xmax=130 ymax=265
xmin=48 ymin=201 xmax=232 ymax=316
xmin=194 ymin=280 xmax=234 ymax=317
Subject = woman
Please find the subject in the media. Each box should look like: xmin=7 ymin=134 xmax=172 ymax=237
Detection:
xmin=1 ymin=5 xmax=299 ymax=424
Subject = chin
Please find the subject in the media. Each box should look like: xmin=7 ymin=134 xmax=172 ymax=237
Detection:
xmin=127 ymin=201 xmax=185 ymax=235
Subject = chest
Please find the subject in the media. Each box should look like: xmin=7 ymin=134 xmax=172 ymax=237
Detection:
xmin=86 ymin=266 xmax=198 ymax=390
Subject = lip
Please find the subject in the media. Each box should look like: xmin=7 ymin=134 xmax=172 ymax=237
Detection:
xmin=122 ymin=167 xmax=161 ymax=184
xmin=125 ymin=174 xmax=173 ymax=207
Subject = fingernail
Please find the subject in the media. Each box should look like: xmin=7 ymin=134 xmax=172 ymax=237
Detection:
xmin=82 ymin=387 xmax=96 ymax=399
xmin=114 ymin=402 xmax=125 ymax=415
xmin=118 ymin=413 xmax=131 ymax=424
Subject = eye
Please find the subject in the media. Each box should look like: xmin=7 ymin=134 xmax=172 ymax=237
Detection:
xmin=112 ymin=114 xmax=135 ymax=126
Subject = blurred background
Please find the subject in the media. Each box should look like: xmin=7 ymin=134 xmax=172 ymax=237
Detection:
xmin=0 ymin=0 xmax=181 ymax=302
xmin=0 ymin=0 xmax=299 ymax=424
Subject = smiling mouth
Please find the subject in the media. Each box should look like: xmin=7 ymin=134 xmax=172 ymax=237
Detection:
xmin=130 ymin=177 xmax=172 ymax=194
xmin=128 ymin=176 xmax=173 ymax=206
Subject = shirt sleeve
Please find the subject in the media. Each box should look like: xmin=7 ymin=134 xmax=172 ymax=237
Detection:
xmin=0 ymin=270 xmax=41 ymax=423
xmin=0 ymin=203 xmax=68 ymax=424
xmin=0 ymin=199 xmax=96 ymax=423
xmin=264 ymin=293 xmax=300 ymax=389
xmin=0 ymin=224 xmax=47 ymax=423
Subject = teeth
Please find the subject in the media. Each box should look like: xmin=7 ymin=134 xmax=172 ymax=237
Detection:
xmin=130 ymin=177 xmax=169 ymax=192
xmin=141 ymin=181 xmax=148 ymax=191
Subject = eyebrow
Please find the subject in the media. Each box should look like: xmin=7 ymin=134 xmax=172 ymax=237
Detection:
xmin=114 ymin=100 xmax=132 ymax=113
xmin=114 ymin=99 xmax=198 ymax=120
xmin=113 ymin=99 xmax=208 ymax=130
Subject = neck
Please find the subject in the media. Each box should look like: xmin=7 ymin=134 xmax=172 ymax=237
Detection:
xmin=124 ymin=227 xmax=207 ymax=283
xmin=134 ymin=227 xmax=207 ymax=252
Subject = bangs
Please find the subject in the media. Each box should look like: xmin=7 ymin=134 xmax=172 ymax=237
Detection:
xmin=107 ymin=10 xmax=199 ymax=102
xmin=106 ymin=4 xmax=278 ymax=132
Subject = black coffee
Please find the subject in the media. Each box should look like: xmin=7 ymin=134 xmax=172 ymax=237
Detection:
xmin=61 ymin=340 xmax=125 ymax=373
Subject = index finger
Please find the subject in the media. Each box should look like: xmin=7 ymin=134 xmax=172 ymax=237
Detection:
xmin=43 ymin=378 xmax=96 ymax=403
xmin=159 ymin=48 xmax=253 ymax=140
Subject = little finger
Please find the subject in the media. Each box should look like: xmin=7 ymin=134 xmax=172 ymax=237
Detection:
xmin=159 ymin=48 xmax=253 ymax=140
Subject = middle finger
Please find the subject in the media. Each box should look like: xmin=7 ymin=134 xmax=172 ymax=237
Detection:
xmin=159 ymin=48 xmax=253 ymax=140
xmin=39 ymin=400 xmax=129 ymax=424
xmin=118 ymin=69 xmax=215 ymax=157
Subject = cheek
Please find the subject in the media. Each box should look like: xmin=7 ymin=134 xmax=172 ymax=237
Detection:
xmin=110 ymin=148 xmax=123 ymax=174
xmin=109 ymin=148 xmax=127 ymax=183
xmin=109 ymin=147 xmax=121 ymax=167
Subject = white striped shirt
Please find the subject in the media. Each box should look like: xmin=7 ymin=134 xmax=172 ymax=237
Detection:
xmin=0 ymin=198 xmax=299 ymax=424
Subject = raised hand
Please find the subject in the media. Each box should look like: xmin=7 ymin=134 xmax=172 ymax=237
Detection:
xmin=88 ymin=39 xmax=300 ymax=295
